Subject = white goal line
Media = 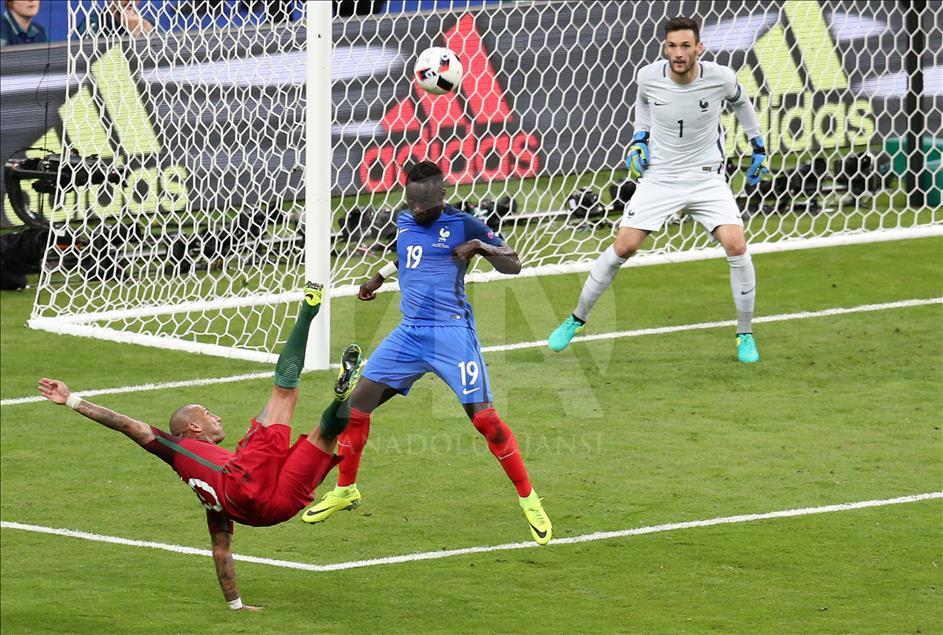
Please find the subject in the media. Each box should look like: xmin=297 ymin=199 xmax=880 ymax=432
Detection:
xmin=2 ymin=492 xmax=940 ymax=574
xmin=3 ymin=296 xmax=940 ymax=407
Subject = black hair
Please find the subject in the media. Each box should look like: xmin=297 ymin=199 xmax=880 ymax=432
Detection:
xmin=405 ymin=160 xmax=443 ymax=184
xmin=664 ymin=16 xmax=700 ymax=42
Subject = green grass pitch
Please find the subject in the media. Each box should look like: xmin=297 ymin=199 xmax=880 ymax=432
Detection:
xmin=1 ymin=237 xmax=941 ymax=633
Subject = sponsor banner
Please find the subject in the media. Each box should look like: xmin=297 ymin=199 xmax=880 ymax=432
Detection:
xmin=348 ymin=0 xmax=941 ymax=191
xmin=1 ymin=1 xmax=940 ymax=227
xmin=1 ymin=43 xmax=71 ymax=227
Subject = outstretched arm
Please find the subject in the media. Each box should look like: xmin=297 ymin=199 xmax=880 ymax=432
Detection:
xmin=211 ymin=530 xmax=262 ymax=612
xmin=359 ymin=260 xmax=398 ymax=301
xmin=37 ymin=378 xmax=155 ymax=447
xmin=454 ymin=240 xmax=521 ymax=275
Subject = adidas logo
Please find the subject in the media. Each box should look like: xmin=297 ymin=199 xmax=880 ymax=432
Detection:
xmin=3 ymin=45 xmax=188 ymax=228
xmin=708 ymin=0 xmax=876 ymax=155
xmin=358 ymin=14 xmax=541 ymax=193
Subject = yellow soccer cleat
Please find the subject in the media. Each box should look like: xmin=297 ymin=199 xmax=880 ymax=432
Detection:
xmin=334 ymin=344 xmax=363 ymax=401
xmin=301 ymin=485 xmax=361 ymax=524
xmin=519 ymin=489 xmax=552 ymax=545
xmin=304 ymin=282 xmax=324 ymax=309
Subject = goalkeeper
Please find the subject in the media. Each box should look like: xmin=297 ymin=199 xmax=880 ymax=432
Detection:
xmin=37 ymin=283 xmax=364 ymax=611
xmin=549 ymin=16 xmax=768 ymax=363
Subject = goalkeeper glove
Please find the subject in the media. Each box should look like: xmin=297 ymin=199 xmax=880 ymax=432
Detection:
xmin=745 ymin=136 xmax=769 ymax=187
xmin=625 ymin=131 xmax=650 ymax=179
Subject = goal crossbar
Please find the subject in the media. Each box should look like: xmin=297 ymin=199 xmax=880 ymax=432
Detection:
xmin=27 ymin=225 xmax=941 ymax=367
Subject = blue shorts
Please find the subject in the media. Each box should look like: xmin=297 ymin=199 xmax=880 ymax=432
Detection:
xmin=362 ymin=324 xmax=493 ymax=404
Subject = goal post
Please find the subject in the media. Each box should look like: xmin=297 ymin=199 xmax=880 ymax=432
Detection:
xmin=22 ymin=0 xmax=942 ymax=364
xmin=305 ymin=0 xmax=333 ymax=371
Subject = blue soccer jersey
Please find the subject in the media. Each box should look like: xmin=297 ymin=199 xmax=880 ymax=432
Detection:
xmin=361 ymin=204 xmax=504 ymax=403
xmin=395 ymin=205 xmax=503 ymax=328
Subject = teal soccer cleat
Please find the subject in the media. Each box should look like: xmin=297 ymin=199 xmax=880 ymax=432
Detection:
xmin=548 ymin=316 xmax=584 ymax=352
xmin=737 ymin=333 xmax=760 ymax=363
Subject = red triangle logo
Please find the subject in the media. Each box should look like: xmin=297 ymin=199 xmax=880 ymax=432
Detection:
xmin=381 ymin=96 xmax=422 ymax=134
xmin=413 ymin=83 xmax=469 ymax=135
xmin=363 ymin=14 xmax=540 ymax=193
xmin=381 ymin=14 xmax=512 ymax=133
xmin=444 ymin=14 xmax=512 ymax=125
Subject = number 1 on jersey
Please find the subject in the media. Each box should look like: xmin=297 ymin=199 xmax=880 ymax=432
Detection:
xmin=406 ymin=245 xmax=423 ymax=269
xmin=677 ymin=119 xmax=684 ymax=138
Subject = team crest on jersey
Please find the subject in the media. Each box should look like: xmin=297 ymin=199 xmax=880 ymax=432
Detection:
xmin=432 ymin=225 xmax=452 ymax=249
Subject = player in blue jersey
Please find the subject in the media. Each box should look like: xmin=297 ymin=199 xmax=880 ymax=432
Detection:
xmin=302 ymin=161 xmax=552 ymax=544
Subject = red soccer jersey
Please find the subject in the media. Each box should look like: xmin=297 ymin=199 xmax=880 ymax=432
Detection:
xmin=143 ymin=425 xmax=241 ymax=533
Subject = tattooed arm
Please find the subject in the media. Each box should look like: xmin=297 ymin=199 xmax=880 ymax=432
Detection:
xmin=211 ymin=530 xmax=262 ymax=611
xmin=211 ymin=529 xmax=239 ymax=601
xmin=37 ymin=378 xmax=156 ymax=447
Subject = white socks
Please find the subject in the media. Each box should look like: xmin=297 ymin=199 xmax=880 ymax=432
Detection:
xmin=573 ymin=247 xmax=754 ymax=332
xmin=574 ymin=246 xmax=627 ymax=322
xmin=727 ymin=253 xmax=756 ymax=334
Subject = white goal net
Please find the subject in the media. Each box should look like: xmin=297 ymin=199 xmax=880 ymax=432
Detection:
xmin=25 ymin=0 xmax=943 ymax=365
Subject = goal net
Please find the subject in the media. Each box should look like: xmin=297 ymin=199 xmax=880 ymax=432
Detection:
xmin=27 ymin=0 xmax=942 ymax=365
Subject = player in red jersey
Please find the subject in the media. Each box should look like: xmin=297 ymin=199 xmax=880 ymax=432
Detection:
xmin=36 ymin=283 xmax=363 ymax=611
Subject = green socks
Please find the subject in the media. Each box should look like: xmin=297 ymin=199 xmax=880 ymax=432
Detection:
xmin=319 ymin=398 xmax=351 ymax=437
xmin=274 ymin=300 xmax=320 ymax=388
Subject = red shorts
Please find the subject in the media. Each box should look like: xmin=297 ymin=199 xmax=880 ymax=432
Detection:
xmin=221 ymin=421 xmax=340 ymax=526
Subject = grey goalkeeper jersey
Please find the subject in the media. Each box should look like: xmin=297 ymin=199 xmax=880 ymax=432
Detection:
xmin=633 ymin=60 xmax=761 ymax=179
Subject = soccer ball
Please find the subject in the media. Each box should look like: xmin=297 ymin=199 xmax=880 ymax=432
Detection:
xmin=414 ymin=47 xmax=463 ymax=95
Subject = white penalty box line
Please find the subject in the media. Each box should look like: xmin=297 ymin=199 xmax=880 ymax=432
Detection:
xmin=2 ymin=492 xmax=941 ymax=574
xmin=2 ymin=297 xmax=940 ymax=407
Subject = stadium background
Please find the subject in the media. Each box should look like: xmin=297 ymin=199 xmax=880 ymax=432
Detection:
xmin=2 ymin=0 xmax=940 ymax=227
xmin=1 ymin=0 xmax=940 ymax=632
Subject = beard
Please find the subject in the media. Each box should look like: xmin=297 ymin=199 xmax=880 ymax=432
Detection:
xmin=672 ymin=58 xmax=694 ymax=74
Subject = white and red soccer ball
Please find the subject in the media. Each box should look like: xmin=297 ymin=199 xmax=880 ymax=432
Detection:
xmin=414 ymin=47 xmax=463 ymax=95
